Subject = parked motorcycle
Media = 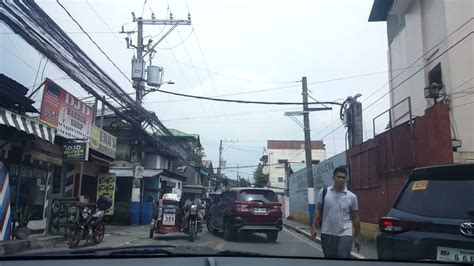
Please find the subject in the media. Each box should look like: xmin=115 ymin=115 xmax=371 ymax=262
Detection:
xmin=68 ymin=197 xmax=112 ymax=249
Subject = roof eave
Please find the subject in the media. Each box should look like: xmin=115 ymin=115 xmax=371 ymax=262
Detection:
xmin=368 ymin=0 xmax=394 ymax=22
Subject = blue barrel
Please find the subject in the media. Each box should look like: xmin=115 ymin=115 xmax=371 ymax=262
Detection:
xmin=140 ymin=202 xmax=153 ymax=225
xmin=131 ymin=202 xmax=140 ymax=225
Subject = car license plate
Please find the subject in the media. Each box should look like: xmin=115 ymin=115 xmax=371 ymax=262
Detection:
xmin=437 ymin=246 xmax=474 ymax=263
xmin=254 ymin=208 xmax=266 ymax=213
xmin=162 ymin=214 xmax=175 ymax=225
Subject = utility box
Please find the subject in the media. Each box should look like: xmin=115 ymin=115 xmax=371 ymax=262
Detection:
xmin=131 ymin=57 xmax=146 ymax=81
xmin=146 ymin=66 xmax=163 ymax=87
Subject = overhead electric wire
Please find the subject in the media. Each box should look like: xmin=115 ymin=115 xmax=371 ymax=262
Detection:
xmin=84 ymin=0 xmax=123 ymax=43
xmin=157 ymin=27 xmax=194 ymax=49
xmin=362 ymin=17 xmax=473 ymax=105
xmin=313 ymin=19 xmax=474 ymax=141
xmin=363 ymin=31 xmax=473 ymax=112
xmin=190 ymin=25 xmax=230 ymax=119
xmin=162 ymin=108 xmax=290 ymax=121
xmin=156 ymin=89 xmax=342 ymax=105
xmin=31 ymin=56 xmax=44 ymax=89
xmin=1 ymin=1 xmax=192 ymax=161
xmin=56 ymin=0 xmax=133 ymax=85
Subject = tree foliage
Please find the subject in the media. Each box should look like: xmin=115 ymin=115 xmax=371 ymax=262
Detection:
xmin=253 ymin=163 xmax=269 ymax=188
xmin=237 ymin=177 xmax=251 ymax=187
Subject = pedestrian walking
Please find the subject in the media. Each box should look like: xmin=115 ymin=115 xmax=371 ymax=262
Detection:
xmin=311 ymin=166 xmax=361 ymax=258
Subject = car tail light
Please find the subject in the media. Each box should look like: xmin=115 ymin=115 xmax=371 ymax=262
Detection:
xmin=272 ymin=203 xmax=282 ymax=209
xmin=379 ymin=217 xmax=431 ymax=234
xmin=234 ymin=201 xmax=250 ymax=212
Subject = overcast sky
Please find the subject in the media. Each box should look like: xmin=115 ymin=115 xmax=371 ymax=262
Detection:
xmin=0 ymin=0 xmax=390 ymax=180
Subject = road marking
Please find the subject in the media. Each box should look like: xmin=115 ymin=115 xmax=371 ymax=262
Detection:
xmin=112 ymin=238 xmax=138 ymax=247
xmin=215 ymin=239 xmax=225 ymax=250
xmin=133 ymin=239 xmax=152 ymax=246
xmin=283 ymin=228 xmax=322 ymax=251
xmin=196 ymin=240 xmax=215 ymax=246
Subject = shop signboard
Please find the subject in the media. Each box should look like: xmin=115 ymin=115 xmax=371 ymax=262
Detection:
xmin=97 ymin=173 xmax=116 ymax=215
xmin=40 ymin=79 xmax=94 ymax=140
xmin=63 ymin=142 xmax=89 ymax=162
xmin=90 ymin=125 xmax=117 ymax=158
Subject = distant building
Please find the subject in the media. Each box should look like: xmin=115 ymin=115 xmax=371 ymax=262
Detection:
xmin=263 ymin=140 xmax=326 ymax=194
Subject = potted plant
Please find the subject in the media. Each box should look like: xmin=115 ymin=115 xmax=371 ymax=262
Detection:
xmin=12 ymin=205 xmax=35 ymax=240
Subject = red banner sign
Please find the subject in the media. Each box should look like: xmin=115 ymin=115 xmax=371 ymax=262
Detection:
xmin=40 ymin=79 xmax=94 ymax=140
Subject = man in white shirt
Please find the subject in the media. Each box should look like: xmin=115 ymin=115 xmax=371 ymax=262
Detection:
xmin=311 ymin=166 xmax=361 ymax=258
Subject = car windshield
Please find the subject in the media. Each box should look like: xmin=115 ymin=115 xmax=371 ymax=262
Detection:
xmin=1 ymin=0 xmax=473 ymax=263
xmin=396 ymin=179 xmax=474 ymax=219
xmin=238 ymin=190 xmax=278 ymax=203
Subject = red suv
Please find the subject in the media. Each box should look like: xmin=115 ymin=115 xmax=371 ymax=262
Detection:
xmin=207 ymin=188 xmax=283 ymax=242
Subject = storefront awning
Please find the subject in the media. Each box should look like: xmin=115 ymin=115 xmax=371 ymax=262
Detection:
xmin=158 ymin=169 xmax=187 ymax=182
xmin=0 ymin=107 xmax=56 ymax=143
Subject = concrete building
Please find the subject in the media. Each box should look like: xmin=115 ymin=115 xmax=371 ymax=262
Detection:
xmin=263 ymin=140 xmax=326 ymax=193
xmin=368 ymin=0 xmax=474 ymax=162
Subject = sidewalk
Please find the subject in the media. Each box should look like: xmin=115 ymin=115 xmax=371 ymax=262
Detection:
xmin=0 ymin=225 xmax=141 ymax=255
xmin=283 ymin=219 xmax=377 ymax=260
xmin=0 ymin=234 xmax=64 ymax=255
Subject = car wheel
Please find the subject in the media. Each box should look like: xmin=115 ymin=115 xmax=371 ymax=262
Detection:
xmin=92 ymin=223 xmax=105 ymax=244
xmin=266 ymin=231 xmax=278 ymax=242
xmin=224 ymin=222 xmax=235 ymax=241
xmin=68 ymin=228 xmax=82 ymax=249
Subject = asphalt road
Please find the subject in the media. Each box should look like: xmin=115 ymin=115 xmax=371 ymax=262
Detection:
xmin=15 ymin=225 xmax=324 ymax=258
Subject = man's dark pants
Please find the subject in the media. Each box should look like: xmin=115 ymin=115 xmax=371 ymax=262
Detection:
xmin=321 ymin=234 xmax=353 ymax=258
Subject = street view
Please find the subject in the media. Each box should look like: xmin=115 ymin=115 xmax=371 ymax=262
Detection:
xmin=0 ymin=0 xmax=473 ymax=264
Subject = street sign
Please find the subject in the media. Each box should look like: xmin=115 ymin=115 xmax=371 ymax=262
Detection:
xmin=134 ymin=166 xmax=144 ymax=179
xmin=62 ymin=142 xmax=89 ymax=162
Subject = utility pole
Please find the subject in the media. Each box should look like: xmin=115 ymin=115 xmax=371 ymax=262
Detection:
xmin=215 ymin=140 xmax=223 ymax=191
xmin=122 ymin=12 xmax=191 ymax=106
xmin=135 ymin=17 xmax=144 ymax=105
xmin=302 ymin=76 xmax=316 ymax=225
xmin=236 ymin=164 xmax=239 ymax=180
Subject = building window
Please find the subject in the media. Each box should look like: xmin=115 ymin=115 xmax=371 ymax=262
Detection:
xmin=9 ymin=164 xmax=48 ymax=220
xmin=429 ymin=63 xmax=443 ymax=85
xmin=278 ymin=177 xmax=284 ymax=183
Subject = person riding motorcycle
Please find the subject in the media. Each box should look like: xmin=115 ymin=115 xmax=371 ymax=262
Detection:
xmin=181 ymin=196 xmax=203 ymax=231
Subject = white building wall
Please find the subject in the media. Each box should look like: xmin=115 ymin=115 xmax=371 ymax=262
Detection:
xmin=386 ymin=0 xmax=474 ymax=154
xmin=265 ymin=148 xmax=326 ymax=192
xmin=442 ymin=0 xmax=474 ymax=154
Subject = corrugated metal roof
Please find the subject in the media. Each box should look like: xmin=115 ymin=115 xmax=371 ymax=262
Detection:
xmin=267 ymin=140 xmax=325 ymax=150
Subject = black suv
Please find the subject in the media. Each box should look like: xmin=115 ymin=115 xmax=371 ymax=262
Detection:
xmin=207 ymin=188 xmax=282 ymax=242
xmin=377 ymin=163 xmax=474 ymax=263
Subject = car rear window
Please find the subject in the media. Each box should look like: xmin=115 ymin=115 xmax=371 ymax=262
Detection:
xmin=238 ymin=190 xmax=278 ymax=203
xmin=395 ymin=179 xmax=474 ymax=219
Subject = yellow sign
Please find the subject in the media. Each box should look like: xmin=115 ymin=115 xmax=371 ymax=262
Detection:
xmin=412 ymin=180 xmax=429 ymax=191
xmin=90 ymin=125 xmax=116 ymax=158
xmin=97 ymin=173 xmax=116 ymax=215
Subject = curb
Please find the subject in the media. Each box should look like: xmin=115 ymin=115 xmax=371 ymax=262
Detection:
xmin=0 ymin=235 xmax=65 ymax=255
xmin=283 ymin=222 xmax=366 ymax=259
